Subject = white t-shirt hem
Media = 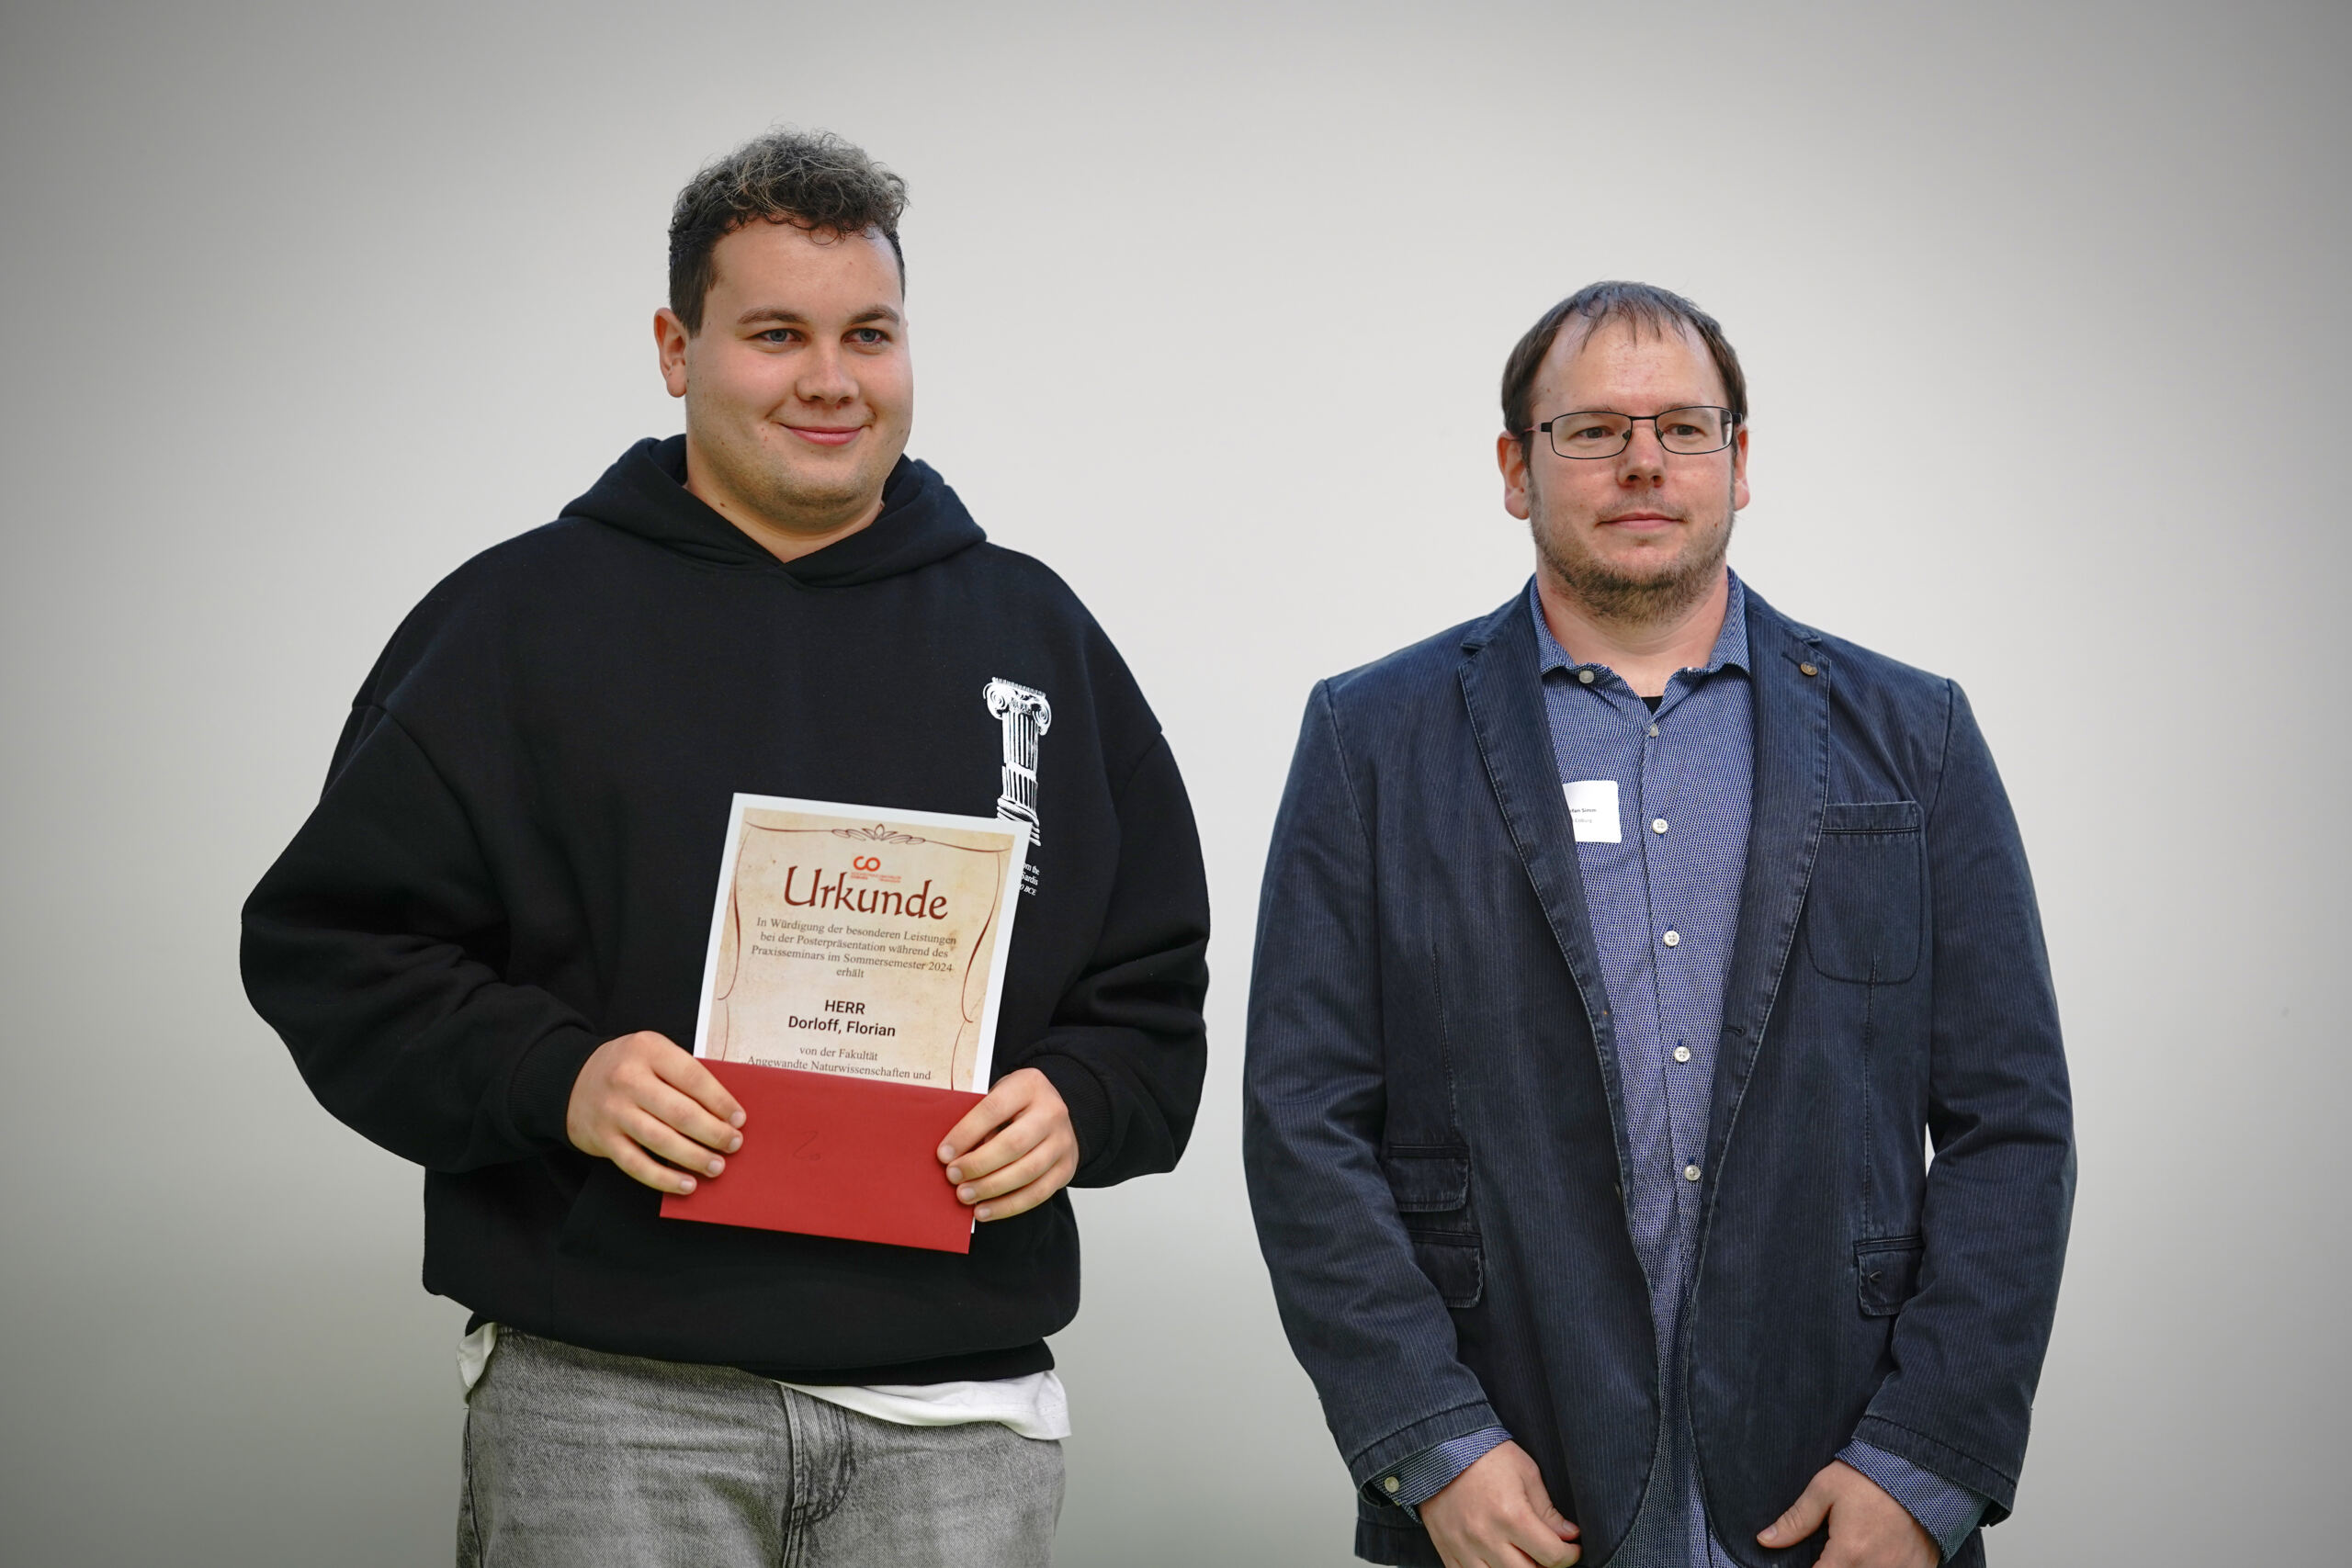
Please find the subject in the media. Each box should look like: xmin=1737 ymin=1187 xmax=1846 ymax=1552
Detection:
xmin=458 ymin=1322 xmax=1068 ymax=1440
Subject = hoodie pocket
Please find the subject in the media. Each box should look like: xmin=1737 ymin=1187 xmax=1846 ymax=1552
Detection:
xmin=1806 ymin=801 xmax=1925 ymax=984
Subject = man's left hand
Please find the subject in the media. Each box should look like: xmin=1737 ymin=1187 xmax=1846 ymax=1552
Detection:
xmin=938 ymin=1067 xmax=1079 ymax=1221
xmin=1757 ymin=1461 xmax=1937 ymax=1568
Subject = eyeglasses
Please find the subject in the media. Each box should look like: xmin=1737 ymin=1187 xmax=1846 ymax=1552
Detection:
xmin=1526 ymin=406 xmax=1738 ymax=459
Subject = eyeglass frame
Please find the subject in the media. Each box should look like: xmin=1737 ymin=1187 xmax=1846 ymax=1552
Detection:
xmin=1521 ymin=405 xmax=1742 ymax=460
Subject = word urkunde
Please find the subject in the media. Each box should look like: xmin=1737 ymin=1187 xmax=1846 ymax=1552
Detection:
xmin=779 ymin=867 xmax=950 ymax=919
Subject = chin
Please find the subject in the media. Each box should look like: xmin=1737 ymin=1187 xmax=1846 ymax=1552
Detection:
xmin=1606 ymin=550 xmax=1702 ymax=583
xmin=767 ymin=468 xmax=881 ymax=513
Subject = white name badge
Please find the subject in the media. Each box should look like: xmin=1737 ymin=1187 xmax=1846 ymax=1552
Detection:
xmin=1563 ymin=779 xmax=1622 ymax=843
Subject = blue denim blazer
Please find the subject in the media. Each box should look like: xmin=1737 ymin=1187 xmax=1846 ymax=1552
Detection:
xmin=1242 ymin=586 xmax=2075 ymax=1567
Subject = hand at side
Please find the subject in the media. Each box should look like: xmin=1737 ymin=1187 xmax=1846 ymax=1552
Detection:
xmin=1419 ymin=1441 xmax=1581 ymax=1568
xmin=1757 ymin=1460 xmax=1938 ymax=1568
xmin=938 ymin=1066 xmax=1078 ymax=1221
xmin=565 ymin=1032 xmax=745 ymax=1193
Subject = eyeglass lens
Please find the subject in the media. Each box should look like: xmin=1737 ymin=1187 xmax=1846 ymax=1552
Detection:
xmin=1547 ymin=407 xmax=1731 ymax=458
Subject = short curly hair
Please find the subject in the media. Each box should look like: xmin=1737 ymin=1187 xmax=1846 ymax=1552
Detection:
xmin=668 ymin=129 xmax=910 ymax=334
xmin=1500 ymin=281 xmax=1747 ymax=448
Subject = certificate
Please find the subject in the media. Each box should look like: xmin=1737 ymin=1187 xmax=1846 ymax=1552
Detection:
xmin=690 ymin=795 xmax=1029 ymax=1094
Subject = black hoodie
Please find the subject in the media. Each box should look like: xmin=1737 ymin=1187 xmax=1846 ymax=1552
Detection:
xmin=243 ymin=437 xmax=1210 ymax=1382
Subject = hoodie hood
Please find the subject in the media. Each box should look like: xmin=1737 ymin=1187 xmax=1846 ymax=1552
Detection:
xmin=562 ymin=434 xmax=986 ymax=587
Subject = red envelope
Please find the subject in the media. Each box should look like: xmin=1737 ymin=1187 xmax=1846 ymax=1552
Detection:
xmin=660 ymin=1059 xmax=985 ymax=1254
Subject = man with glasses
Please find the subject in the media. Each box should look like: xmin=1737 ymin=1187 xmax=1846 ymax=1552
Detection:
xmin=1245 ymin=282 xmax=2072 ymax=1568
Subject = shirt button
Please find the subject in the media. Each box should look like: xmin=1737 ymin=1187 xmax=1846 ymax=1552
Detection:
xmin=1651 ymin=818 xmax=1668 ymax=835
xmin=1662 ymin=929 xmax=1681 ymax=947
xmin=1647 ymin=724 xmax=1659 ymax=738
xmin=1674 ymin=1045 xmax=1691 ymax=1063
xmin=1577 ymin=669 xmax=1596 ymax=684
xmin=1384 ymin=1476 xmax=1401 ymax=1494
xmin=1683 ymin=1164 xmax=1702 ymax=1182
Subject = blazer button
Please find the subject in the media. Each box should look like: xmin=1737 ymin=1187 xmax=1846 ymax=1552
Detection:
xmin=1799 ymin=661 xmax=1819 ymax=677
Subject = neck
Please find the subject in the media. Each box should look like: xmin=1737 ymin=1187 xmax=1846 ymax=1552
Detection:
xmin=682 ymin=437 xmax=884 ymax=567
xmin=1535 ymin=565 xmax=1730 ymax=699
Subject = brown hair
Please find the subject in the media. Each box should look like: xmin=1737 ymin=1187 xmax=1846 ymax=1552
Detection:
xmin=1499 ymin=281 xmax=1747 ymax=446
xmin=668 ymin=129 xmax=910 ymax=334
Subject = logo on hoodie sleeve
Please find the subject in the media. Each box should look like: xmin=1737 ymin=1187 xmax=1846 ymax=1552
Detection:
xmin=983 ymin=677 xmax=1052 ymax=896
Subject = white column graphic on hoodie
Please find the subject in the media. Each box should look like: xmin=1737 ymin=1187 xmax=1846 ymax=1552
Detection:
xmin=984 ymin=677 xmax=1051 ymax=896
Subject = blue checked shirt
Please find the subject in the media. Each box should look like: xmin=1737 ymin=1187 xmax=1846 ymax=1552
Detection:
xmin=1380 ymin=574 xmax=1985 ymax=1563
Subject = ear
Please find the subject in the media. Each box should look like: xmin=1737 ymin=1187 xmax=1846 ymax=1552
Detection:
xmin=1730 ymin=422 xmax=1751 ymax=512
xmin=654 ymin=308 xmax=692 ymax=400
xmin=1498 ymin=431 xmax=1535 ymax=521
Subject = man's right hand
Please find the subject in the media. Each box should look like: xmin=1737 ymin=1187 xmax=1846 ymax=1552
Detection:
xmin=1419 ymin=1441 xmax=1581 ymax=1568
xmin=565 ymin=1032 xmax=746 ymax=1193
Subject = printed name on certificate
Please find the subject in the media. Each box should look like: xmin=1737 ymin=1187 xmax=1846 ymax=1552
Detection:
xmin=691 ymin=795 xmax=1030 ymax=1094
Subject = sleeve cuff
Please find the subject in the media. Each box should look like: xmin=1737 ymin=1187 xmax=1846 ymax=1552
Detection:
xmin=1838 ymin=1439 xmax=1989 ymax=1562
xmin=504 ymin=1024 xmax=608 ymax=1151
xmin=1026 ymin=1053 xmax=1114 ymax=1172
xmin=1364 ymin=1426 xmax=1513 ymax=1518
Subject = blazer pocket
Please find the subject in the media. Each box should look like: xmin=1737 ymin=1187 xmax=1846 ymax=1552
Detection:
xmin=1384 ymin=1147 xmax=1483 ymax=1306
xmin=1409 ymin=1232 xmax=1486 ymax=1310
xmin=1806 ymin=800 xmax=1925 ymax=984
xmin=1855 ymin=1235 xmax=1926 ymax=1316
xmin=1381 ymin=1145 xmax=1471 ymax=1213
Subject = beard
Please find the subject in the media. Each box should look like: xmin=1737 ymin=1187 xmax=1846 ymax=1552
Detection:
xmin=1529 ymin=480 xmax=1736 ymax=626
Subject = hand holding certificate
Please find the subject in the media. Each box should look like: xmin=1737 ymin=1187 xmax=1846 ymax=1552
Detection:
xmin=660 ymin=795 xmax=1038 ymax=1251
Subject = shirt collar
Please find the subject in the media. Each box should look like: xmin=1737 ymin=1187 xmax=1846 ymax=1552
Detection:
xmin=1530 ymin=570 xmax=1751 ymax=679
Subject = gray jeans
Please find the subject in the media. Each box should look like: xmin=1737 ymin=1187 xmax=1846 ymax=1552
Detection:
xmin=458 ymin=1330 xmax=1063 ymax=1568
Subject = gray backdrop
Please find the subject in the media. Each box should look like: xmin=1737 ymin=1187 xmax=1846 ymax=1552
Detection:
xmin=3 ymin=2 xmax=2344 ymax=1563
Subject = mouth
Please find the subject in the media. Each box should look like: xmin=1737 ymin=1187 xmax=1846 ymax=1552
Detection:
xmin=1600 ymin=511 xmax=1679 ymax=529
xmin=782 ymin=423 xmax=865 ymax=448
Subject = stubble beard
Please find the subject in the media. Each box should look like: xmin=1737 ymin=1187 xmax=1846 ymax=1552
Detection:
xmin=1530 ymin=475 xmax=1737 ymax=629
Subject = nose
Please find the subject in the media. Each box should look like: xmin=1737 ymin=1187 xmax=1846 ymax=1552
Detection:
xmin=795 ymin=343 xmax=858 ymax=405
xmin=1616 ymin=420 xmax=1668 ymax=486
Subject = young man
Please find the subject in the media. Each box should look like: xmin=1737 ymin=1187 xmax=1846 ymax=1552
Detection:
xmin=1245 ymin=284 xmax=2073 ymax=1568
xmin=243 ymin=130 xmax=1209 ymax=1567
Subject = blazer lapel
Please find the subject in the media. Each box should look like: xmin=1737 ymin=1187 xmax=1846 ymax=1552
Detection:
xmin=1457 ymin=593 xmax=1634 ymax=1166
xmin=1701 ymin=592 xmax=1830 ymax=1179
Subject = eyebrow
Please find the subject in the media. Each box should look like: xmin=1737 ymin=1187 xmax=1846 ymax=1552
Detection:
xmin=735 ymin=305 xmax=903 ymax=328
